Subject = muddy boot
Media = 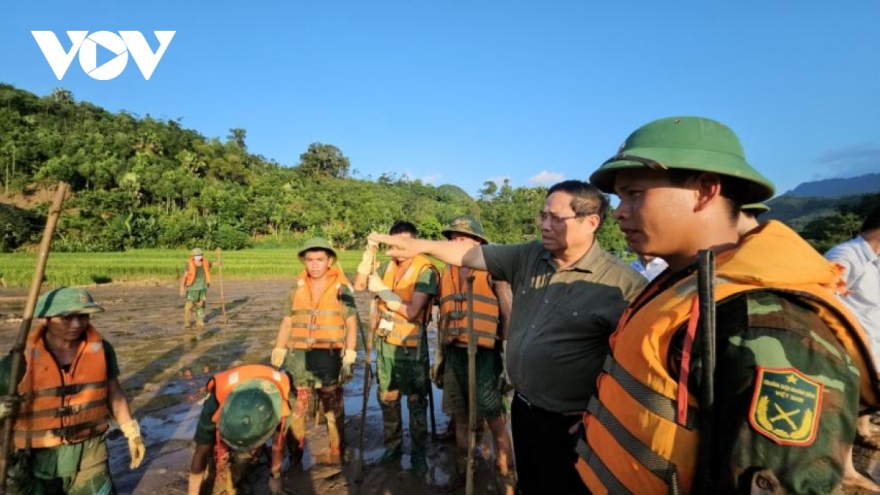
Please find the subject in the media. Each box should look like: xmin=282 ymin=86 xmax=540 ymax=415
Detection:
xmin=319 ymin=387 xmax=345 ymax=465
xmin=183 ymin=301 xmax=193 ymax=328
xmin=408 ymin=394 xmax=429 ymax=476
xmin=378 ymin=398 xmax=402 ymax=464
xmin=195 ymin=303 xmax=206 ymax=327
xmin=287 ymin=388 xmax=310 ymax=468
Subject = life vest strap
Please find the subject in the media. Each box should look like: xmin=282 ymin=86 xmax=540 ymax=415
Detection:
xmin=574 ymin=434 xmax=634 ymax=495
xmin=18 ymin=399 xmax=107 ymax=420
xmin=16 ymin=417 xmax=108 ymax=441
xmin=439 ymin=293 xmax=497 ymax=305
xmin=602 ymin=355 xmax=697 ymax=430
xmin=24 ymin=381 xmax=106 ymax=399
xmin=586 ymin=397 xmax=683 ymax=494
xmin=290 ymin=309 xmax=342 ymax=317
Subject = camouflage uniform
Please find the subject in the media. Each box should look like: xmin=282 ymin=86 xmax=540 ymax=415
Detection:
xmin=576 ymin=116 xmax=879 ymax=494
xmin=182 ymin=248 xmax=212 ymax=327
xmin=193 ymin=372 xmax=296 ymax=495
xmin=374 ymin=261 xmax=438 ymax=471
xmin=0 ymin=349 xmax=120 ymax=495
xmin=0 ymin=287 xmax=144 ymax=495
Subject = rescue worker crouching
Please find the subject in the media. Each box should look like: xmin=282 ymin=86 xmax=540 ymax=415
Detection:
xmin=188 ymin=364 xmax=292 ymax=495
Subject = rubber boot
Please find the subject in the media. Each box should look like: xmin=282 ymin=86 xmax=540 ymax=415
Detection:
xmin=195 ymin=303 xmax=206 ymax=327
xmin=408 ymin=394 xmax=429 ymax=476
xmin=287 ymin=388 xmax=310 ymax=468
xmin=183 ymin=301 xmax=193 ymax=328
xmin=319 ymin=387 xmax=345 ymax=465
xmin=378 ymin=398 xmax=402 ymax=464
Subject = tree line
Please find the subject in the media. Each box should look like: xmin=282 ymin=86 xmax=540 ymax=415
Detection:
xmin=0 ymin=84 xmax=626 ymax=254
xmin=2 ymin=83 xmax=872 ymax=256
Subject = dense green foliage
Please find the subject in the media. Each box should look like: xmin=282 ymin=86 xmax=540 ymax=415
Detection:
xmin=3 ymin=84 xmax=609 ymax=254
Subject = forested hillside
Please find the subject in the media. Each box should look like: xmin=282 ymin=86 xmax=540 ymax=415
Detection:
xmin=0 ymin=84 xmax=627 ymax=254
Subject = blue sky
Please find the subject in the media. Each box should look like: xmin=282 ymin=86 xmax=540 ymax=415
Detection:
xmin=2 ymin=1 xmax=879 ymax=198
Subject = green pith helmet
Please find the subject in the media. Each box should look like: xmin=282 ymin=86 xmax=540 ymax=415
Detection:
xmin=298 ymin=237 xmax=337 ymax=259
xmin=191 ymin=248 xmax=203 ymax=256
xmin=441 ymin=215 xmax=489 ymax=244
xmin=590 ymin=116 xmax=775 ymax=204
xmin=35 ymin=287 xmax=104 ymax=318
xmin=218 ymin=379 xmax=282 ymax=451
xmin=742 ymin=202 xmax=770 ymax=214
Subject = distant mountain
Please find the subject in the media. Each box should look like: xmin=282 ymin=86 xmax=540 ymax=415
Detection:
xmin=781 ymin=173 xmax=880 ymax=198
xmin=764 ymin=173 xmax=879 ymax=230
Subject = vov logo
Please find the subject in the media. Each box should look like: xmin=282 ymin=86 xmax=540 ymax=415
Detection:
xmin=31 ymin=31 xmax=176 ymax=81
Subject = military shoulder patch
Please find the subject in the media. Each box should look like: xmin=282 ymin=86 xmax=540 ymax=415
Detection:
xmin=748 ymin=367 xmax=823 ymax=446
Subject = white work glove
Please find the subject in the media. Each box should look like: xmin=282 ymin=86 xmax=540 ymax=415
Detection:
xmin=271 ymin=348 xmax=287 ymax=368
xmin=120 ymin=419 xmax=146 ymax=469
xmin=356 ymin=239 xmax=379 ymax=276
xmin=188 ymin=470 xmax=206 ymax=495
xmin=339 ymin=348 xmax=357 ymax=384
xmin=0 ymin=395 xmax=21 ymax=422
xmin=368 ymin=275 xmax=402 ymax=311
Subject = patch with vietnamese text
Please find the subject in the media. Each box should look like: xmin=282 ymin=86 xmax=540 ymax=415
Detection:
xmin=749 ymin=367 xmax=823 ymax=446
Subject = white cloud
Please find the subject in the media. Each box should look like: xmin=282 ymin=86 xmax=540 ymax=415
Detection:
xmin=529 ymin=170 xmax=565 ymax=186
xmin=421 ymin=174 xmax=441 ymax=184
xmin=486 ymin=176 xmax=510 ymax=185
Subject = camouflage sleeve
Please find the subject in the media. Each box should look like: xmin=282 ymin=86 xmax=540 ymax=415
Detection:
xmin=193 ymin=391 xmax=220 ymax=445
xmin=710 ymin=291 xmax=859 ymax=494
xmin=281 ymin=287 xmax=295 ymax=317
xmin=414 ymin=264 xmax=438 ymax=297
xmin=339 ymin=284 xmax=358 ymax=319
xmin=103 ymin=341 xmax=120 ymax=381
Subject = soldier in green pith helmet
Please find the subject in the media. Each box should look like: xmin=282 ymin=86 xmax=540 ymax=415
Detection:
xmin=0 ymin=287 xmax=145 ymax=494
xmin=573 ymin=116 xmax=880 ymax=494
xmin=187 ymin=364 xmax=294 ymax=495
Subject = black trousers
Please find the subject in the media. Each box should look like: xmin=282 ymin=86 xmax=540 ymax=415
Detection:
xmin=511 ymin=392 xmax=591 ymax=495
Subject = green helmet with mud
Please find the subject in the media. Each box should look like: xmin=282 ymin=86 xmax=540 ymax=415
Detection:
xmin=298 ymin=237 xmax=337 ymax=259
xmin=590 ymin=116 xmax=775 ymax=204
xmin=218 ymin=379 xmax=282 ymax=451
xmin=35 ymin=287 xmax=105 ymax=318
xmin=441 ymin=214 xmax=490 ymax=245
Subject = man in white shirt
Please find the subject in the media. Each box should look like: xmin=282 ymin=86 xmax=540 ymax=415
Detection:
xmin=629 ymin=254 xmax=668 ymax=282
xmin=825 ymin=206 xmax=880 ymax=366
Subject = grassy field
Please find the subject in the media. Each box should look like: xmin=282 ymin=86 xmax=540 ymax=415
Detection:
xmin=0 ymin=249 xmax=374 ymax=288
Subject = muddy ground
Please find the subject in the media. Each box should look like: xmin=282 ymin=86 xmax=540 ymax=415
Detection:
xmin=0 ymin=280 xmax=509 ymax=495
xmin=2 ymin=280 xmax=880 ymax=494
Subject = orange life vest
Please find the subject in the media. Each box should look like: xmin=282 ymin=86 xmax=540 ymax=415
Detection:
xmin=574 ymin=221 xmax=879 ymax=494
xmin=208 ymin=365 xmax=291 ymax=488
xmin=439 ymin=266 xmax=500 ymax=349
xmin=377 ymin=255 xmax=438 ymax=347
xmin=208 ymin=364 xmax=292 ymax=424
xmin=287 ymin=267 xmax=350 ymax=350
xmin=184 ymin=257 xmax=211 ymax=286
xmin=14 ymin=325 xmax=109 ymax=449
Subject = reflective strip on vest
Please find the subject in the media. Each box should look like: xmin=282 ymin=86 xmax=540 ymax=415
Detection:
xmin=602 ymin=355 xmax=697 ymax=430
xmin=579 ymin=397 xmax=683 ymax=495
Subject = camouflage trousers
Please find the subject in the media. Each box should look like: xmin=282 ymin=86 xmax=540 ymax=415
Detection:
xmin=441 ymin=345 xmax=505 ymax=419
xmin=10 ymin=437 xmax=115 ymax=495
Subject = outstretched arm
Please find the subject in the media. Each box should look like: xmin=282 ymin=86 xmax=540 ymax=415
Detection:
xmin=368 ymin=234 xmax=486 ymax=270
